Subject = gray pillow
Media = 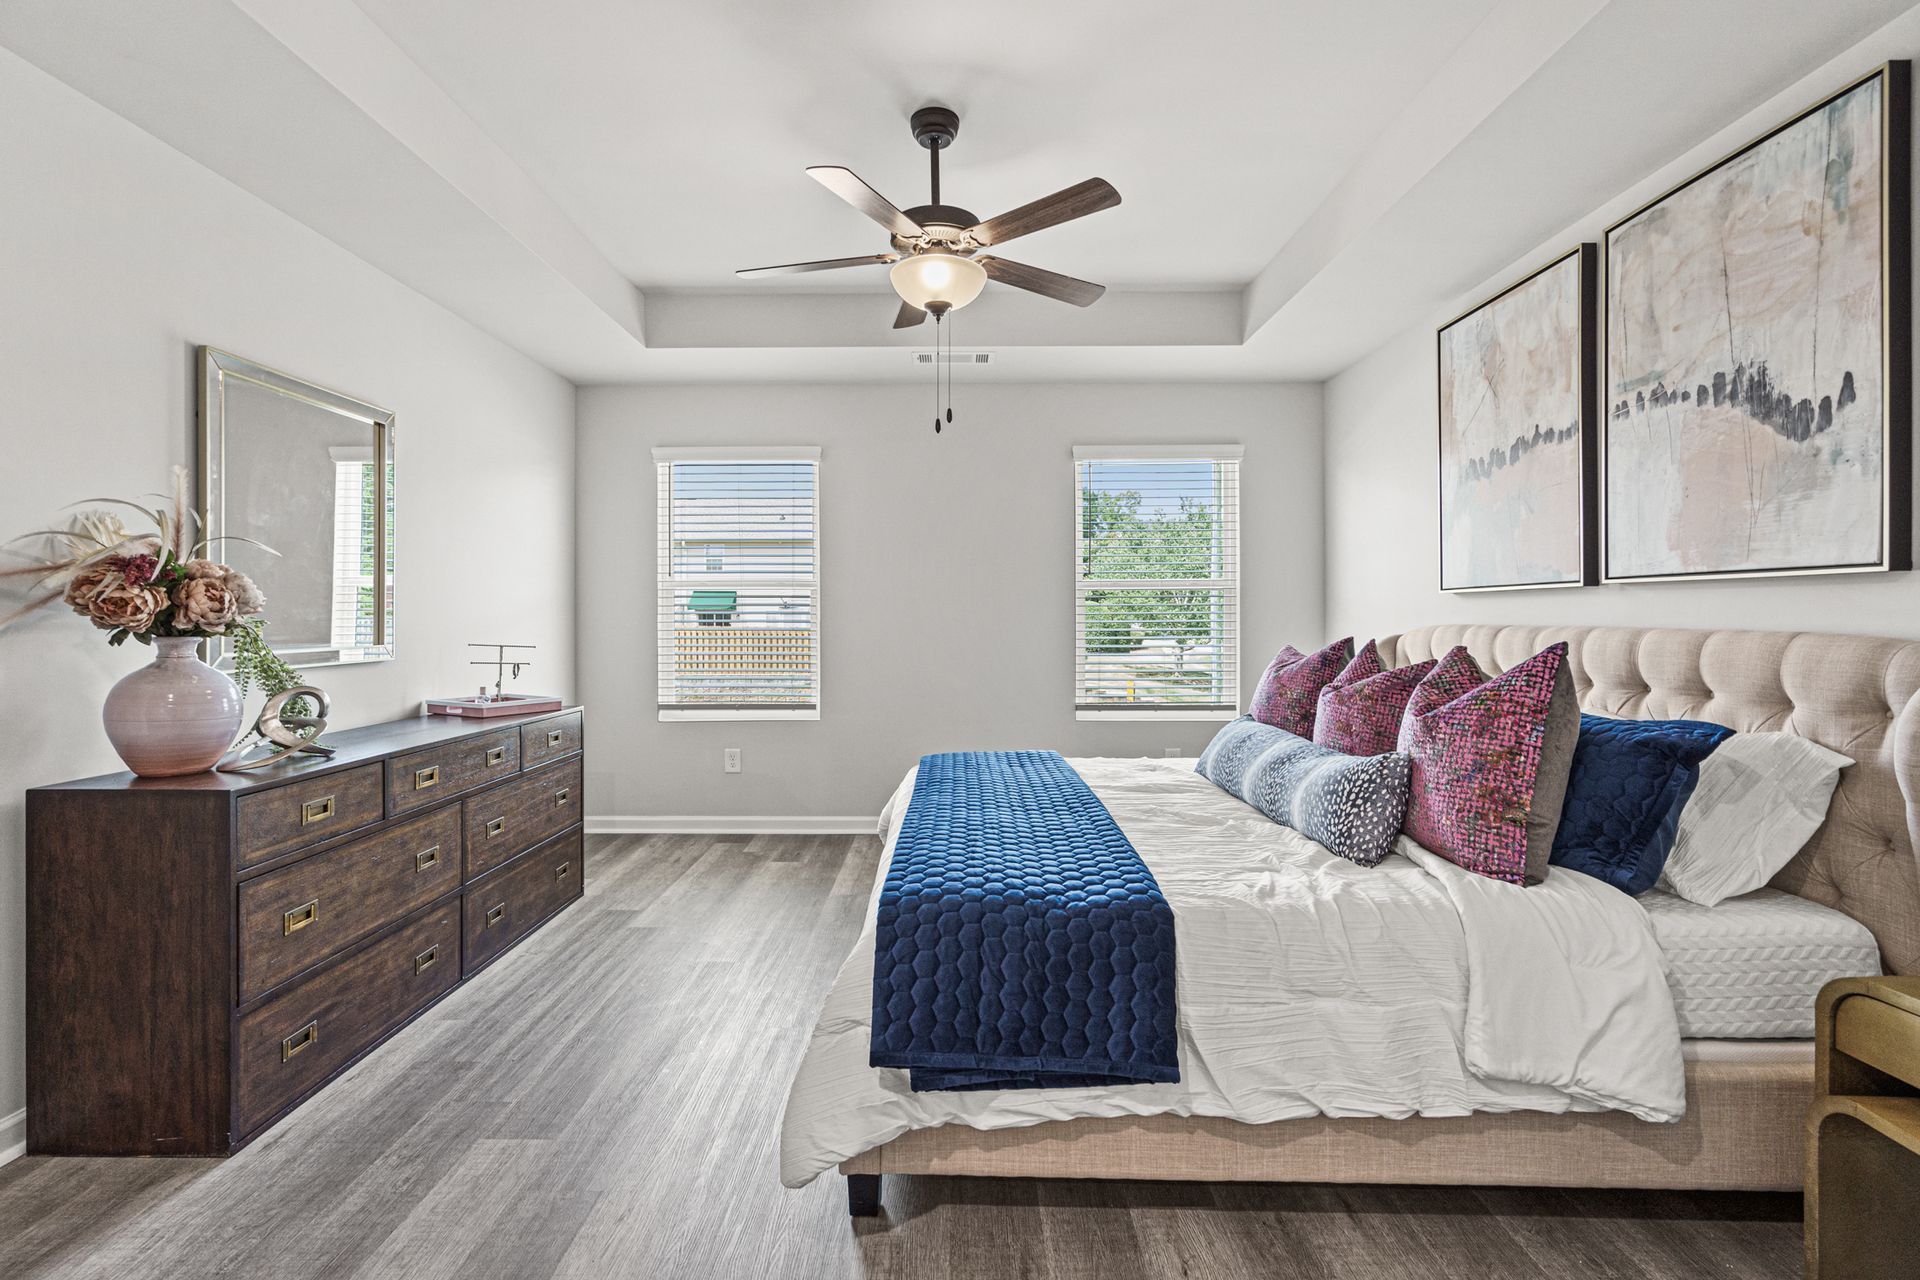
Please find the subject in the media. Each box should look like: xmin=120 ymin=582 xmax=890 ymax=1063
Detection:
xmin=1523 ymin=659 xmax=1580 ymax=886
xmin=1196 ymin=716 xmax=1412 ymax=867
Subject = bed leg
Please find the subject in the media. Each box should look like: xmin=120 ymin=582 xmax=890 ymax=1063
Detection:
xmin=846 ymin=1173 xmax=881 ymax=1217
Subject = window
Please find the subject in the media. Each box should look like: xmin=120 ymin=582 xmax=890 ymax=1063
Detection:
xmin=327 ymin=446 xmax=394 ymax=654
xmin=655 ymin=447 xmax=820 ymax=720
xmin=1074 ymin=445 xmax=1241 ymax=719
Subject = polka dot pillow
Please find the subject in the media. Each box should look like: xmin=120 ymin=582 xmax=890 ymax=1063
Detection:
xmin=1197 ymin=716 xmax=1412 ymax=867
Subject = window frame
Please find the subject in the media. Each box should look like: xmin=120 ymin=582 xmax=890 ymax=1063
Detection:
xmin=1072 ymin=444 xmax=1243 ymax=722
xmin=654 ymin=445 xmax=822 ymax=723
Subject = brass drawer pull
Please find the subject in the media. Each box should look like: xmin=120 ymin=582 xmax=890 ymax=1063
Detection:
xmin=554 ymin=787 xmax=571 ymax=807
xmin=301 ymin=795 xmax=336 ymax=826
xmin=547 ymin=728 xmax=564 ymax=747
xmin=486 ymin=746 xmax=507 ymax=766
xmin=485 ymin=903 xmax=506 ymax=928
xmin=414 ymin=845 xmax=441 ymax=873
xmin=283 ymin=899 xmax=319 ymax=935
xmin=415 ymin=944 xmax=440 ymax=974
xmin=486 ymin=817 xmax=506 ymax=839
xmin=555 ymin=860 xmax=571 ymax=882
xmin=282 ymin=1021 xmax=317 ymax=1062
xmin=414 ymin=766 xmax=439 ymax=791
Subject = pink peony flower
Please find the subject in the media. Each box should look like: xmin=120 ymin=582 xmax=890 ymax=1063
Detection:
xmin=64 ymin=557 xmax=125 ymax=615
xmin=88 ymin=582 xmax=169 ymax=633
xmin=172 ymin=575 xmax=240 ymax=634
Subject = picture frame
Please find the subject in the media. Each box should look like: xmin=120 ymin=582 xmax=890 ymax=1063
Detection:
xmin=1435 ymin=244 xmax=1599 ymax=592
xmin=1601 ymin=62 xmax=1911 ymax=583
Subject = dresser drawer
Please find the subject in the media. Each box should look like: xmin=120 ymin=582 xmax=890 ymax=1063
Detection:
xmin=236 ymin=764 xmax=385 ymax=869
xmin=234 ymin=902 xmax=460 ymax=1135
xmin=386 ymin=727 xmax=520 ymax=817
xmin=237 ymin=806 xmax=462 ymax=1002
xmin=464 ymin=829 xmax=583 ymax=975
xmin=462 ymin=757 xmax=583 ymax=879
xmin=521 ymin=712 xmax=583 ymax=769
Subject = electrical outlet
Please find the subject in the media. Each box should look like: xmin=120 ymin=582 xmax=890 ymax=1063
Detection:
xmin=724 ymin=748 xmax=742 ymax=774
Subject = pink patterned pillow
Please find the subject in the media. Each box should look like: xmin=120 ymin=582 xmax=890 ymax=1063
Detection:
xmin=1396 ymin=646 xmax=1489 ymax=749
xmin=1400 ymin=643 xmax=1570 ymax=884
xmin=1249 ymin=637 xmax=1353 ymax=737
xmin=1330 ymin=639 xmax=1385 ymax=686
xmin=1315 ymin=657 xmax=1438 ymax=756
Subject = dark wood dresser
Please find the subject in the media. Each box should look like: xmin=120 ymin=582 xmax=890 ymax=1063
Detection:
xmin=25 ymin=706 xmax=585 ymax=1156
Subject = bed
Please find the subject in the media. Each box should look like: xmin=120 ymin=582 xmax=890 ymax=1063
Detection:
xmin=783 ymin=624 xmax=1920 ymax=1209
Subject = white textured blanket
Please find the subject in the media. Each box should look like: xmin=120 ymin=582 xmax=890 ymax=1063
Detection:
xmin=779 ymin=757 xmax=1685 ymax=1188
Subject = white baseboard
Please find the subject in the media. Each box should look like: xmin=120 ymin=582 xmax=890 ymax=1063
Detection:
xmin=587 ymin=814 xmax=877 ymax=835
xmin=0 ymin=1107 xmax=24 ymax=1166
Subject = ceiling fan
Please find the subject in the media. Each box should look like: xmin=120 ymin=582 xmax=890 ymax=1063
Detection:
xmin=735 ymin=106 xmax=1121 ymax=329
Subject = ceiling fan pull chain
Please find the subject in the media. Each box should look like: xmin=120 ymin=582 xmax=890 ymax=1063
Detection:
xmin=933 ymin=311 xmax=942 ymax=433
xmin=946 ymin=309 xmax=955 ymax=427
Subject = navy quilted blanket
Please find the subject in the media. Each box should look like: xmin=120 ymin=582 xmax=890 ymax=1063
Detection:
xmin=870 ymin=751 xmax=1180 ymax=1092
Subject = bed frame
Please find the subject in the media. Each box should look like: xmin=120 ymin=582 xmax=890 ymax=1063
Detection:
xmin=841 ymin=624 xmax=1920 ymax=1212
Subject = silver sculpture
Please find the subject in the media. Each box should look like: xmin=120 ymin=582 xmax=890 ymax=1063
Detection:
xmin=218 ymin=685 xmax=335 ymax=772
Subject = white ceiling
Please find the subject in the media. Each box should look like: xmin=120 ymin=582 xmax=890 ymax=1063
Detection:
xmin=4 ymin=0 xmax=1917 ymax=382
xmin=350 ymin=0 xmax=1502 ymax=291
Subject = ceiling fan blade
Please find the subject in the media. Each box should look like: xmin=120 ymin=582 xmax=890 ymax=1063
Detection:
xmin=734 ymin=253 xmax=898 ymax=278
xmin=893 ymin=300 xmax=927 ymax=328
xmin=806 ymin=166 xmax=925 ymax=238
xmin=968 ymin=178 xmax=1120 ymax=247
xmin=976 ymin=255 xmax=1106 ymax=307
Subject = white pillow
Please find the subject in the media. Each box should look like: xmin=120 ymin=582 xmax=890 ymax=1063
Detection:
xmin=1658 ymin=732 xmax=1852 ymax=907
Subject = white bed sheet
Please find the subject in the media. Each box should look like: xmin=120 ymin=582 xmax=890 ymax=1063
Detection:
xmin=779 ymin=757 xmax=1685 ymax=1188
xmin=1641 ymin=887 xmax=1881 ymax=1038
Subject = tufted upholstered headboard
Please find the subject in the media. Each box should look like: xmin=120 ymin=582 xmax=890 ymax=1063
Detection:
xmin=1379 ymin=625 xmax=1920 ymax=976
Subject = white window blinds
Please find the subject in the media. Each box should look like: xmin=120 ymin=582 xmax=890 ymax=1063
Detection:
xmin=1074 ymin=446 xmax=1241 ymax=717
xmin=655 ymin=448 xmax=821 ymax=719
xmin=327 ymin=447 xmax=394 ymax=656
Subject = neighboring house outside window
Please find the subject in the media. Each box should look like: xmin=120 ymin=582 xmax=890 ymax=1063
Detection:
xmin=654 ymin=447 xmax=821 ymax=720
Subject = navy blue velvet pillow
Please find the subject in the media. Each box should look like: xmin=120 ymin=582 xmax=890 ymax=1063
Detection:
xmin=1549 ymin=714 xmax=1734 ymax=894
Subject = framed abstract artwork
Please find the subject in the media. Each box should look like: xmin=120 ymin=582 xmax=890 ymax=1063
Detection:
xmin=1603 ymin=62 xmax=1911 ymax=582
xmin=1436 ymin=245 xmax=1599 ymax=591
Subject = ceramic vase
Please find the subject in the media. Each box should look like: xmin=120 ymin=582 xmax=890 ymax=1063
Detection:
xmin=102 ymin=636 xmax=244 ymax=777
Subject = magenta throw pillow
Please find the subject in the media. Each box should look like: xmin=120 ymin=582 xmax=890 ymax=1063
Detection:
xmin=1315 ymin=657 xmax=1438 ymax=757
xmin=1333 ymin=639 xmax=1385 ymax=685
xmin=1249 ymin=637 xmax=1353 ymax=737
xmin=1396 ymin=646 xmax=1489 ymax=750
xmin=1400 ymin=642 xmax=1570 ymax=884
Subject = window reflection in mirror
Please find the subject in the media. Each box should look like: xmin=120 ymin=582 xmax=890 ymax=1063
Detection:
xmin=200 ymin=348 xmax=394 ymax=670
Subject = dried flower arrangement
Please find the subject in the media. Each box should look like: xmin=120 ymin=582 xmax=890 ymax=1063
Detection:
xmin=1 ymin=465 xmax=268 ymax=645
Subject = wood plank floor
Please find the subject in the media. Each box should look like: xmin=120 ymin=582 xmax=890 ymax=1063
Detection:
xmin=0 ymin=833 xmax=1803 ymax=1279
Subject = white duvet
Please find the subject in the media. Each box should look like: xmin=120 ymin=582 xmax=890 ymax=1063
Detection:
xmin=779 ymin=758 xmax=1685 ymax=1188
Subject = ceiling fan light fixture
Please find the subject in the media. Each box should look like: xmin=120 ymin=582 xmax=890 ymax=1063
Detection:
xmin=889 ymin=252 xmax=986 ymax=312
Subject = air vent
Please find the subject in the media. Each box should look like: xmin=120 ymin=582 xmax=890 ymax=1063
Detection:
xmin=913 ymin=351 xmax=992 ymax=365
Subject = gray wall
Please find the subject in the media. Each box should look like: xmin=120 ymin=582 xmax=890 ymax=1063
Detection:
xmin=1324 ymin=9 xmax=1920 ymax=645
xmin=577 ymin=382 xmax=1322 ymax=823
xmin=0 ymin=50 xmax=578 ymax=1154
